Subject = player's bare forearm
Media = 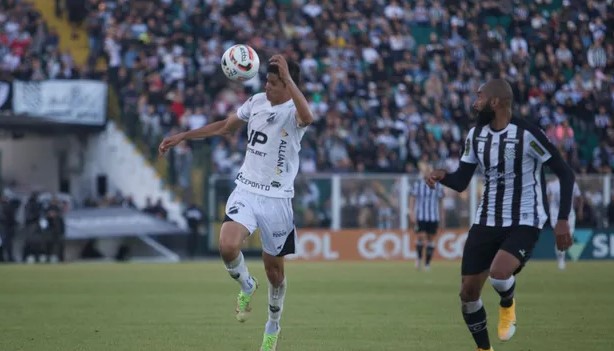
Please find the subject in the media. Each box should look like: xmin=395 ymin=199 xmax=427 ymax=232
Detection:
xmin=183 ymin=114 xmax=245 ymax=140
xmin=181 ymin=120 xmax=227 ymax=140
xmin=283 ymin=77 xmax=314 ymax=127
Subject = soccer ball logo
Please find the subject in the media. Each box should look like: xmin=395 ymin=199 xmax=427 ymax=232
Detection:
xmin=221 ymin=44 xmax=260 ymax=81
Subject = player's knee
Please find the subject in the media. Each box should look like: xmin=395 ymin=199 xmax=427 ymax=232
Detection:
xmin=459 ymin=286 xmax=481 ymax=302
xmin=218 ymin=236 xmax=241 ymax=261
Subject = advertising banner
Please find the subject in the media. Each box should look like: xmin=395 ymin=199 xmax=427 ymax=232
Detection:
xmin=208 ymin=228 xmax=469 ymax=261
xmin=210 ymin=226 xmax=614 ymax=261
xmin=13 ymin=80 xmax=107 ymax=125
xmin=534 ymin=227 xmax=614 ymax=261
xmin=284 ymin=229 xmax=468 ymax=261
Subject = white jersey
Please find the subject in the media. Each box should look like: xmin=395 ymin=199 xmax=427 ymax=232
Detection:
xmin=235 ymin=93 xmax=306 ymax=198
xmin=546 ymin=179 xmax=580 ymax=223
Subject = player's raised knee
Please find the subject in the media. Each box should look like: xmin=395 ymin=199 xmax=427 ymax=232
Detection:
xmin=219 ymin=240 xmax=240 ymax=261
xmin=219 ymin=233 xmax=243 ymax=261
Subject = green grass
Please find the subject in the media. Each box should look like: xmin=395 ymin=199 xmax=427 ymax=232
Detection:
xmin=0 ymin=261 xmax=612 ymax=351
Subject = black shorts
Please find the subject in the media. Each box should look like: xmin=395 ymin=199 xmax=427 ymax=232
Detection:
xmin=461 ymin=224 xmax=540 ymax=276
xmin=416 ymin=221 xmax=438 ymax=235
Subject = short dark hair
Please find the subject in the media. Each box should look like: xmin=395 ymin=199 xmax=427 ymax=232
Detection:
xmin=267 ymin=59 xmax=301 ymax=85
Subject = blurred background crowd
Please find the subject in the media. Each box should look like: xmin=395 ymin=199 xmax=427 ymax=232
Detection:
xmin=3 ymin=0 xmax=612 ymax=175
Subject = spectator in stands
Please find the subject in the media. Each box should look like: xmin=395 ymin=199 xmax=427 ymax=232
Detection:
xmin=152 ymin=198 xmax=168 ymax=220
xmin=44 ymin=197 xmax=65 ymax=262
xmin=0 ymin=194 xmax=19 ymax=263
xmin=183 ymin=201 xmax=205 ymax=258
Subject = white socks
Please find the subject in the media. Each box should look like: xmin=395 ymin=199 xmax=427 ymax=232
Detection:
xmin=265 ymin=278 xmax=287 ymax=334
xmin=225 ymin=252 xmax=255 ymax=294
xmin=489 ymin=276 xmax=515 ymax=293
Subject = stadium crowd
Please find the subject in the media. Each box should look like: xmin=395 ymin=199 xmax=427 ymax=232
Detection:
xmin=85 ymin=0 xmax=613 ymax=176
xmin=2 ymin=0 xmax=613 ymax=176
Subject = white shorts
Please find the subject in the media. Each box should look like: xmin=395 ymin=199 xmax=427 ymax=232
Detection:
xmin=225 ymin=187 xmax=296 ymax=256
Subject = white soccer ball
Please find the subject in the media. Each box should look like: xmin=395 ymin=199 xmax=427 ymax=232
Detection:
xmin=221 ymin=44 xmax=260 ymax=81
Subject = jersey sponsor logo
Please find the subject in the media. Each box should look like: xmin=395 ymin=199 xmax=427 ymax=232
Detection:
xmin=503 ymin=138 xmax=519 ymax=144
xmin=272 ymin=230 xmax=286 ymax=238
xmin=484 ymin=168 xmax=515 ymax=181
xmin=276 ymin=139 xmax=288 ymax=175
xmin=529 ymin=140 xmax=545 ymax=156
xmin=476 ymin=136 xmax=489 ymax=142
xmin=269 ymin=305 xmax=281 ymax=313
xmin=247 ymin=147 xmax=267 ymax=157
xmin=267 ymin=113 xmax=276 ymax=122
xmin=247 ymin=130 xmax=268 ymax=146
xmin=228 ymin=200 xmax=245 ymax=214
xmin=236 ymin=172 xmax=271 ymax=191
xmin=504 ymin=146 xmax=516 ymax=160
xmin=271 ymin=181 xmax=281 ymax=188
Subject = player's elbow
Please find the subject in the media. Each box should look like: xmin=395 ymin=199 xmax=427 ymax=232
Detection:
xmin=445 ymin=180 xmax=470 ymax=193
xmin=298 ymin=111 xmax=314 ymax=126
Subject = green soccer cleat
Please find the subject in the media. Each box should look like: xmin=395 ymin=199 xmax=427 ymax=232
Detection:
xmin=260 ymin=330 xmax=280 ymax=351
xmin=235 ymin=276 xmax=258 ymax=322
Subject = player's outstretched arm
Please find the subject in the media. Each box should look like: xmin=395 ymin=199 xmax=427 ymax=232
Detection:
xmin=158 ymin=113 xmax=245 ymax=156
xmin=526 ymin=125 xmax=575 ymax=250
xmin=427 ymin=162 xmax=477 ymax=192
xmin=269 ymin=54 xmax=314 ymax=127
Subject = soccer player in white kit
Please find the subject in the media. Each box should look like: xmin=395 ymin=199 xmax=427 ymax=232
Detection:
xmin=159 ymin=55 xmax=313 ymax=351
xmin=546 ymin=179 xmax=583 ymax=270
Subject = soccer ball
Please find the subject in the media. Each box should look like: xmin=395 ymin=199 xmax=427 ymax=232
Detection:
xmin=221 ymin=44 xmax=260 ymax=81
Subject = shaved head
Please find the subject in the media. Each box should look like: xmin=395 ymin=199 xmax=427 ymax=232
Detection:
xmin=483 ymin=79 xmax=514 ymax=106
xmin=472 ymin=78 xmax=514 ymax=126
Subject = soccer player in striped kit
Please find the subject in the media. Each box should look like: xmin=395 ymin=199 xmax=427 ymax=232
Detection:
xmin=410 ymin=163 xmax=445 ymax=271
xmin=427 ymin=79 xmax=574 ymax=351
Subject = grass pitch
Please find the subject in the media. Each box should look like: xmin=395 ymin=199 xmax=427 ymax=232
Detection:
xmin=0 ymin=260 xmax=612 ymax=351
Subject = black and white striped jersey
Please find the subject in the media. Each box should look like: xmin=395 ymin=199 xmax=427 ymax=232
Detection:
xmin=411 ymin=180 xmax=444 ymax=222
xmin=460 ymin=118 xmax=555 ymax=228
